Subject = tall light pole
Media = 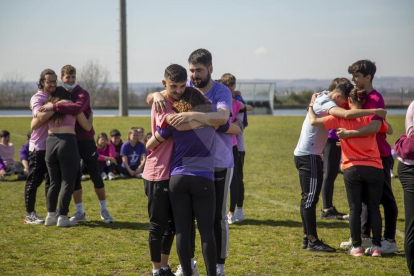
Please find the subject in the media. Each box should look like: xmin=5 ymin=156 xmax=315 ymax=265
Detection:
xmin=119 ymin=0 xmax=128 ymax=116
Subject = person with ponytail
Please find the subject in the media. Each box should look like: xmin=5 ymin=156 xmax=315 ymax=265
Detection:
xmin=308 ymin=88 xmax=392 ymax=257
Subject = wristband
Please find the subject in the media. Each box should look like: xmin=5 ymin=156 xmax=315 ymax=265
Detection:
xmin=154 ymin=135 xmax=163 ymax=143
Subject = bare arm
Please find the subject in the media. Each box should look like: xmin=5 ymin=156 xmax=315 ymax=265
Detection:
xmin=121 ymin=156 xmax=135 ymax=176
xmin=146 ymin=131 xmax=166 ymax=150
xmin=32 ymin=110 xmax=54 ymax=130
xmin=168 ymin=108 xmax=230 ymax=128
xmin=147 ymin=91 xmax=168 ymax=113
xmin=385 ymin=122 xmax=393 ymax=135
xmin=328 ymin=106 xmax=386 ymax=119
xmin=336 ymin=120 xmax=382 ymax=139
xmin=308 ymin=106 xmax=325 ymax=127
xmin=76 ymin=113 xmax=92 ymax=131
xmin=136 ymin=153 xmax=146 ymax=174
xmin=226 ymin=123 xmax=242 ymax=135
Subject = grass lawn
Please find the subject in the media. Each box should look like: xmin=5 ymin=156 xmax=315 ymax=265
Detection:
xmin=0 ymin=115 xmax=409 ymax=275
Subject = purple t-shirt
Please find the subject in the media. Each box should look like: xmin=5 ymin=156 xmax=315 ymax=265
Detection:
xmin=362 ymin=90 xmax=391 ymax=157
xmin=187 ymin=80 xmax=233 ymax=168
xmin=19 ymin=141 xmax=29 ymax=161
xmin=328 ymin=129 xmax=339 ymax=140
xmin=120 ymin=141 xmax=146 ymax=171
xmin=157 ymin=125 xmax=216 ymax=181
xmin=29 ymin=91 xmax=50 ymax=151
xmin=0 ymin=157 xmax=5 ymax=171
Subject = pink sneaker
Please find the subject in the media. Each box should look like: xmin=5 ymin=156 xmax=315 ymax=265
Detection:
xmin=348 ymin=246 xmax=363 ymax=257
xmin=365 ymin=245 xmax=381 ymax=257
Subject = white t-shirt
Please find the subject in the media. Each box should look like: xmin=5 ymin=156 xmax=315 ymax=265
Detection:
xmin=294 ymin=91 xmax=337 ymax=156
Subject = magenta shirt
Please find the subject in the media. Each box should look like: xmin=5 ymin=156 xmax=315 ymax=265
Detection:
xmin=362 ymin=90 xmax=391 ymax=157
xmin=29 ymin=91 xmax=50 ymax=151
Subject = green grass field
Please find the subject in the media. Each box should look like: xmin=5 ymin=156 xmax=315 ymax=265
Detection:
xmin=0 ymin=115 xmax=409 ymax=275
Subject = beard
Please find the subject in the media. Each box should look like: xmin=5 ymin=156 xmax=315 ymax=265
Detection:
xmin=192 ymin=71 xmax=211 ymax=88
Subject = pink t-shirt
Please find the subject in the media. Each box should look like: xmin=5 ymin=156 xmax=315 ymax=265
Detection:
xmin=398 ymin=100 xmax=414 ymax=165
xmin=142 ymin=97 xmax=175 ymax=181
xmin=97 ymin=143 xmax=117 ymax=161
xmin=0 ymin=143 xmax=15 ymax=164
xmin=29 ymin=91 xmax=50 ymax=151
xmin=231 ymin=100 xmax=242 ymax=146
xmin=362 ymin=90 xmax=391 ymax=157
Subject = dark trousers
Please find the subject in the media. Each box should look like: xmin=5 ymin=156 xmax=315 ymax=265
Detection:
xmin=344 ymin=166 xmax=383 ymax=247
xmin=361 ymin=155 xmax=398 ymax=240
xmin=74 ymin=139 xmax=105 ymax=191
xmin=45 ymin=134 xmax=79 ymax=216
xmin=169 ymin=175 xmax=216 ymax=276
xmin=398 ymin=162 xmax=414 ymax=275
xmin=5 ymin=161 xmax=25 ymax=175
xmin=236 ymin=151 xmax=245 ymax=208
xmin=294 ymin=155 xmax=323 ymax=240
xmin=229 ymin=146 xmax=239 ymax=213
xmin=144 ymin=179 xmax=175 ymax=263
xmin=322 ymin=138 xmax=341 ymax=209
xmin=25 ymin=150 xmax=50 ymax=213
xmin=214 ymin=167 xmax=233 ymax=264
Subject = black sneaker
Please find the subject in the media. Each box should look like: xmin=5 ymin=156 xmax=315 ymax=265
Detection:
xmin=321 ymin=206 xmax=346 ymax=220
xmin=152 ymin=269 xmax=165 ymax=276
xmin=307 ymin=239 xmax=336 ymax=253
xmin=301 ymin=237 xmax=309 ymax=249
xmin=161 ymin=266 xmax=175 ymax=276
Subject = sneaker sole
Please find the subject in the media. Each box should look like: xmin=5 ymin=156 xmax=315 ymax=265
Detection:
xmin=24 ymin=220 xmax=44 ymax=225
xmin=101 ymin=217 xmax=114 ymax=223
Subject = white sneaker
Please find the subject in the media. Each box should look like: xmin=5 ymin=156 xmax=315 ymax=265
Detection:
xmin=228 ymin=213 xmax=237 ymax=224
xmin=136 ymin=173 xmax=143 ymax=179
xmin=24 ymin=212 xmax=44 ymax=224
xmin=44 ymin=212 xmax=58 ymax=226
xmin=340 ymin=237 xmax=372 ymax=249
xmin=108 ymin=172 xmax=116 ymax=180
xmin=101 ymin=172 xmax=108 ymax=180
xmin=235 ymin=208 xmax=245 ymax=222
xmin=57 ymin=215 xmax=76 ymax=227
xmin=120 ymin=173 xmax=128 ymax=178
xmin=365 ymin=245 xmax=382 ymax=257
xmin=216 ymin=265 xmax=226 ymax=276
xmin=81 ymin=174 xmax=87 ymax=181
xmin=100 ymin=209 xmax=115 ymax=223
xmin=69 ymin=211 xmax=87 ymax=223
xmin=175 ymin=261 xmax=199 ymax=276
xmin=380 ymin=238 xmax=398 ymax=253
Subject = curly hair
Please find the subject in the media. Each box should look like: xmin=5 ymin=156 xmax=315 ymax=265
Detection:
xmin=47 ymin=87 xmax=72 ymax=125
xmin=173 ymin=87 xmax=212 ymax=113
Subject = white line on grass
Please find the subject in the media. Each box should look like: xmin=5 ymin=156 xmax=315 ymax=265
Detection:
xmin=247 ymin=192 xmax=300 ymax=211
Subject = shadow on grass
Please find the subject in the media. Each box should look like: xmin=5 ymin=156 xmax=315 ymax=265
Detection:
xmin=237 ymin=219 xmax=349 ymax=229
xmin=78 ymin=220 xmax=148 ymax=230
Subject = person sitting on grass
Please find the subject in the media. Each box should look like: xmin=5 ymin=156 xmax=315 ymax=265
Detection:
xmin=19 ymin=131 xmax=32 ymax=178
xmin=109 ymin=129 xmax=123 ymax=172
xmin=0 ymin=130 xmax=27 ymax=180
xmin=119 ymin=129 xmax=146 ymax=178
xmin=308 ymin=88 xmax=392 ymax=257
xmin=96 ymin=132 xmax=117 ymax=181
xmin=0 ymin=156 xmax=6 ymax=181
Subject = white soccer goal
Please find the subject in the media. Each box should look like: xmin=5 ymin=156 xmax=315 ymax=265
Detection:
xmin=235 ymin=82 xmax=276 ymax=114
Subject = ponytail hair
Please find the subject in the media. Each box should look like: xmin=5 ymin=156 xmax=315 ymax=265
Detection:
xmin=349 ymin=88 xmax=367 ymax=104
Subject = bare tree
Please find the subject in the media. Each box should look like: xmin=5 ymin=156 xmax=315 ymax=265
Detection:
xmin=77 ymin=60 xmax=110 ymax=106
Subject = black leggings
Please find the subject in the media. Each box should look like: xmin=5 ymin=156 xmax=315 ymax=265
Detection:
xmin=169 ymin=175 xmax=216 ymax=276
xmin=46 ymin=134 xmax=79 ymax=216
xmin=237 ymin=151 xmax=245 ymax=208
xmin=25 ymin=150 xmax=50 ymax=213
xmin=398 ymin=162 xmax=414 ymax=275
xmin=321 ymin=138 xmax=341 ymax=209
xmin=229 ymin=146 xmax=239 ymax=213
xmin=143 ymin=179 xmax=175 ymax=263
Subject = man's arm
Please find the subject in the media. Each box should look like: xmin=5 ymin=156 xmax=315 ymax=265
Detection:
xmin=31 ymin=111 xmax=54 ymax=130
xmin=226 ymin=123 xmax=242 ymax=135
xmin=328 ymin=107 xmax=386 ymax=119
xmin=167 ymin=108 xmax=230 ymax=128
xmin=147 ymin=91 xmax=168 ymax=113
xmin=40 ymin=91 xmax=89 ymax=115
xmin=336 ymin=120 xmax=382 ymax=139
xmin=308 ymin=106 xmax=325 ymax=127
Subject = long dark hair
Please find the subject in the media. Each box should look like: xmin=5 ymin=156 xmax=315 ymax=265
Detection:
xmin=47 ymin=87 xmax=72 ymax=125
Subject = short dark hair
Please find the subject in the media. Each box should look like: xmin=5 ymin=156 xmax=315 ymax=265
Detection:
xmin=96 ymin=132 xmax=108 ymax=144
xmin=164 ymin=64 xmax=187 ymax=83
xmin=37 ymin=69 xmax=56 ymax=89
xmin=334 ymin=81 xmax=354 ymax=98
xmin=0 ymin=130 xmax=10 ymax=138
xmin=61 ymin=65 xmax=76 ymax=77
xmin=348 ymin=60 xmax=376 ymax=82
xmin=328 ymin=78 xmax=351 ymax=92
xmin=110 ymin=129 xmax=121 ymax=137
xmin=188 ymin=49 xmax=212 ymax=67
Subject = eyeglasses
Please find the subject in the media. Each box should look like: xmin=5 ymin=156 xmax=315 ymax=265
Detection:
xmin=45 ymin=80 xmax=58 ymax=84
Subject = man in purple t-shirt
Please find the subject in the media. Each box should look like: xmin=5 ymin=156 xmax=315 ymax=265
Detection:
xmin=150 ymin=49 xmax=233 ymax=276
xmin=23 ymin=69 xmax=57 ymax=224
xmin=337 ymin=60 xmax=398 ymax=254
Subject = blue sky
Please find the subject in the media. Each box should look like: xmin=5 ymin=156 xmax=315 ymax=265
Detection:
xmin=1 ymin=0 xmax=413 ymax=82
